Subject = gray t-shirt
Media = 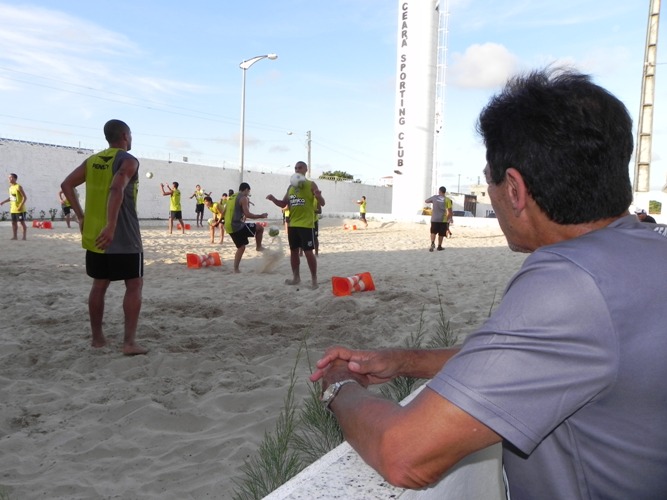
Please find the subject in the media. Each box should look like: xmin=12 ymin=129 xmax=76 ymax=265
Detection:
xmin=426 ymin=194 xmax=450 ymax=223
xmin=428 ymin=215 xmax=667 ymax=499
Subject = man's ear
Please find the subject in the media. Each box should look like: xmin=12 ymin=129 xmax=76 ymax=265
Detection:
xmin=504 ymin=168 xmax=528 ymax=215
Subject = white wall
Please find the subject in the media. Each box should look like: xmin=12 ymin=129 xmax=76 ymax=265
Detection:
xmin=0 ymin=139 xmax=392 ymax=220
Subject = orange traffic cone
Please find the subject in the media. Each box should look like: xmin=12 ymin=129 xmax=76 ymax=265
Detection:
xmin=42 ymin=221 xmax=53 ymax=229
xmin=32 ymin=220 xmax=42 ymax=228
xmin=186 ymin=252 xmax=222 ymax=269
xmin=177 ymin=223 xmax=192 ymax=230
xmin=331 ymin=272 xmax=375 ymax=296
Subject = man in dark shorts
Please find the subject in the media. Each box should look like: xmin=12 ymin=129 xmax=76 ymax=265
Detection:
xmin=1 ymin=173 xmax=28 ymax=240
xmin=425 ymin=186 xmax=453 ymax=251
xmin=60 ymin=119 xmax=147 ymax=355
xmin=58 ymin=188 xmax=77 ymax=228
xmin=190 ymin=184 xmax=210 ymax=227
xmin=266 ymin=161 xmax=325 ymax=289
xmin=224 ymin=182 xmax=268 ymax=272
xmin=160 ymin=181 xmax=185 ymax=234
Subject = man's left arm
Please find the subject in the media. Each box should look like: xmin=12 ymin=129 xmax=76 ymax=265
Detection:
xmin=61 ymin=162 xmax=87 ymax=227
xmin=311 ymin=181 xmax=325 ymax=207
xmin=324 ymin=361 xmax=501 ymax=489
xmin=240 ymin=197 xmax=267 ymax=220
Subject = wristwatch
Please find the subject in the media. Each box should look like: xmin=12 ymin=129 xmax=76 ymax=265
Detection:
xmin=321 ymin=379 xmax=358 ymax=410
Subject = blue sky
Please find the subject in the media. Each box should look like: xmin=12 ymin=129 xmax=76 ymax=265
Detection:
xmin=1 ymin=1 xmax=665 ymax=191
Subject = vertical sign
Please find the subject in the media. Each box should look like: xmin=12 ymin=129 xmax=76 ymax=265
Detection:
xmin=391 ymin=0 xmax=439 ymax=219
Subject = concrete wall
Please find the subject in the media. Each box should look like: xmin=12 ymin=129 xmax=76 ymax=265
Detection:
xmin=0 ymin=139 xmax=392 ymax=220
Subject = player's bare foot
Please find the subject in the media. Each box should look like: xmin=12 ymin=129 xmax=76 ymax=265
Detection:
xmin=91 ymin=337 xmax=107 ymax=348
xmin=123 ymin=343 xmax=148 ymax=355
xmin=285 ymin=278 xmax=301 ymax=286
xmin=310 ymin=279 xmax=319 ymax=290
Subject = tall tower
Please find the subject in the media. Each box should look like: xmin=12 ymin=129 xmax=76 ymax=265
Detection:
xmin=432 ymin=1 xmax=450 ymax=197
xmin=634 ymin=0 xmax=661 ymax=193
xmin=391 ymin=0 xmax=440 ymax=219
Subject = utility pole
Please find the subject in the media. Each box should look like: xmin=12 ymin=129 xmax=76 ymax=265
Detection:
xmin=634 ymin=0 xmax=661 ymax=193
xmin=306 ymin=130 xmax=312 ymax=178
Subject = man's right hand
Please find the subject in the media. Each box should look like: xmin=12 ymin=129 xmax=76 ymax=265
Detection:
xmin=310 ymin=346 xmax=405 ymax=386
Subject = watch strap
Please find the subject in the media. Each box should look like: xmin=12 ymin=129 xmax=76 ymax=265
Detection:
xmin=321 ymin=379 xmax=358 ymax=410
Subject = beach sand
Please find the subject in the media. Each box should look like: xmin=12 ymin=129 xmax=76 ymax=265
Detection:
xmin=0 ymin=218 xmax=526 ymax=499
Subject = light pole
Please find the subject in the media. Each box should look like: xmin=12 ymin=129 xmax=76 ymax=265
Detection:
xmin=287 ymin=130 xmax=312 ymax=178
xmin=239 ymin=53 xmax=277 ymax=182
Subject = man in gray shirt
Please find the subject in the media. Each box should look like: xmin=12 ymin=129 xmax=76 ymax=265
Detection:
xmin=425 ymin=186 xmax=453 ymax=251
xmin=310 ymin=69 xmax=667 ymax=499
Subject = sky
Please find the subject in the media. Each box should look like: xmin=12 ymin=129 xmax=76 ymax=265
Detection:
xmin=1 ymin=1 xmax=666 ymax=191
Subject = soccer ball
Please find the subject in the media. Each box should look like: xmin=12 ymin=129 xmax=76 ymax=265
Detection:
xmin=268 ymin=226 xmax=280 ymax=237
xmin=145 ymin=172 xmax=154 ymax=179
xmin=290 ymin=173 xmax=306 ymax=188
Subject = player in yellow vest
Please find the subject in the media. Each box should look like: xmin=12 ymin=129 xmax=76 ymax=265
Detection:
xmin=1 ymin=173 xmax=28 ymax=240
xmin=224 ymin=183 xmax=268 ymax=272
xmin=160 ymin=181 xmax=185 ymax=234
xmin=190 ymin=184 xmax=211 ymax=227
xmin=266 ymin=161 xmax=325 ymax=289
xmin=60 ymin=119 xmax=147 ymax=355
xmin=58 ymin=187 xmax=78 ymax=228
xmin=203 ymin=195 xmax=225 ymax=244
xmin=355 ymin=195 xmax=368 ymax=228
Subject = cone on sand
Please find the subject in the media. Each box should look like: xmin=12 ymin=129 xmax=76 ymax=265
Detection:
xmin=331 ymin=272 xmax=375 ymax=296
xmin=186 ymin=252 xmax=222 ymax=269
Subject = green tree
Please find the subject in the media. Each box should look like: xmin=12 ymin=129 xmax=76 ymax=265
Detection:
xmin=319 ymin=170 xmax=353 ymax=181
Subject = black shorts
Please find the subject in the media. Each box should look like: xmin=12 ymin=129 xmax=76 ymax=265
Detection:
xmin=430 ymin=221 xmax=449 ymax=237
xmin=230 ymin=224 xmax=258 ymax=248
xmin=170 ymin=210 xmax=183 ymax=219
xmin=62 ymin=206 xmax=72 ymax=215
xmin=287 ymin=226 xmax=315 ymax=251
xmin=360 ymin=212 xmax=367 ymax=221
xmin=195 ymin=204 xmax=204 ymax=214
xmin=10 ymin=212 xmax=26 ymax=222
xmin=86 ymin=251 xmax=144 ymax=281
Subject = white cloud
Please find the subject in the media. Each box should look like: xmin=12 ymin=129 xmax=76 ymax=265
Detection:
xmin=449 ymin=43 xmax=518 ymax=89
xmin=0 ymin=4 xmax=206 ymax=101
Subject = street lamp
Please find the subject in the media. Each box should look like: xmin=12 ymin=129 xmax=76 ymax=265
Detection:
xmin=239 ymin=53 xmax=278 ymax=181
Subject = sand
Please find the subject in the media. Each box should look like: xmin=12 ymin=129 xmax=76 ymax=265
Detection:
xmin=0 ymin=218 xmax=526 ymax=499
